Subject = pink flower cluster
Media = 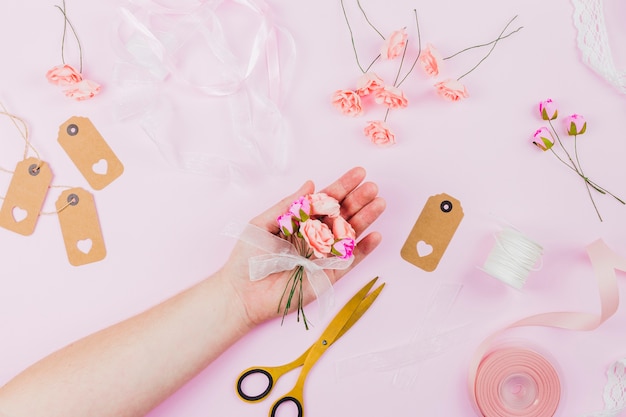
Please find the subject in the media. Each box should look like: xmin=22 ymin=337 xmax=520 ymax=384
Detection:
xmin=46 ymin=64 xmax=101 ymax=101
xmin=277 ymin=193 xmax=356 ymax=259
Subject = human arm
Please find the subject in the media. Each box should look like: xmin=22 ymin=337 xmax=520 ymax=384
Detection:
xmin=0 ymin=166 xmax=386 ymax=417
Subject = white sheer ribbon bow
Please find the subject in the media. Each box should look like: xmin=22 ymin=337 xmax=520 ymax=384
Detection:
xmin=226 ymin=223 xmax=354 ymax=320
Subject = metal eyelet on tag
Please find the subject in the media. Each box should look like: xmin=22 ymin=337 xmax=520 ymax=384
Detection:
xmin=57 ymin=116 xmax=124 ymax=190
xmin=400 ymin=193 xmax=464 ymax=272
xmin=0 ymin=158 xmax=53 ymax=236
xmin=56 ymin=187 xmax=106 ymax=266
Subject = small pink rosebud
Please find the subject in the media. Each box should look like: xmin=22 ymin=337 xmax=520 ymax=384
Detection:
xmin=308 ymin=193 xmax=340 ymax=217
xmin=532 ymin=127 xmax=554 ymax=151
xmin=289 ymin=196 xmax=311 ymax=221
xmin=381 ymin=28 xmax=408 ymax=60
xmin=277 ymin=213 xmax=295 ymax=236
xmin=363 ymin=120 xmax=396 ymax=146
xmin=419 ymin=43 xmax=443 ymax=77
xmin=565 ymin=114 xmax=587 ymax=135
xmin=539 ymin=99 xmax=558 ymax=120
xmin=356 ymin=72 xmax=385 ymax=96
xmin=331 ymin=89 xmax=363 ymax=117
xmin=331 ymin=238 xmax=355 ymax=259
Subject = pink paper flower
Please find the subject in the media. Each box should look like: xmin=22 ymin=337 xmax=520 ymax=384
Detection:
xmin=381 ymin=28 xmax=408 ymax=60
xmin=434 ymin=79 xmax=469 ymax=102
xmin=63 ymin=79 xmax=101 ymax=101
xmin=356 ymin=72 xmax=385 ymax=96
xmin=332 ymin=216 xmax=356 ymax=240
xmin=46 ymin=64 xmax=83 ymax=86
xmin=289 ymin=196 xmax=311 ymax=221
xmin=331 ymin=238 xmax=356 ymax=259
xmin=374 ymin=86 xmax=408 ymax=109
xmin=308 ymin=193 xmax=340 ymax=218
xmin=532 ymin=127 xmax=554 ymax=151
xmin=277 ymin=213 xmax=295 ymax=236
xmin=565 ymin=114 xmax=587 ymax=135
xmin=539 ymin=99 xmax=558 ymax=121
xmin=364 ymin=120 xmax=396 ymax=146
xmin=332 ymin=89 xmax=363 ymax=116
xmin=300 ymin=219 xmax=334 ymax=258
xmin=419 ymin=44 xmax=443 ymax=77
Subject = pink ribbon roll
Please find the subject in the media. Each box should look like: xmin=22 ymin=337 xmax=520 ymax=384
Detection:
xmin=469 ymin=239 xmax=626 ymax=417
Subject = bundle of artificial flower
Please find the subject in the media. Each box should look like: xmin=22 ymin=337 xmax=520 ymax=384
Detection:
xmin=276 ymin=192 xmax=356 ymax=329
xmin=532 ymin=98 xmax=624 ymax=221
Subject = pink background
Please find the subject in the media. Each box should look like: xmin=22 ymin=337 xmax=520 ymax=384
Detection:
xmin=1 ymin=0 xmax=626 ymax=416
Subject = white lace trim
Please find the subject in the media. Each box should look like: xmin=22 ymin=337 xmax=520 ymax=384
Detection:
xmin=581 ymin=358 xmax=626 ymax=417
xmin=572 ymin=0 xmax=626 ymax=94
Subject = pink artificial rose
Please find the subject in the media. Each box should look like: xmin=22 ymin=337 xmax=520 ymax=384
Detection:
xmin=434 ymin=79 xmax=469 ymax=102
xmin=332 ymin=89 xmax=363 ymax=117
xmin=381 ymin=28 xmax=408 ymax=60
xmin=308 ymin=193 xmax=340 ymax=218
xmin=565 ymin=114 xmax=587 ymax=135
xmin=46 ymin=64 xmax=83 ymax=86
xmin=277 ymin=213 xmax=295 ymax=236
xmin=363 ymin=120 xmax=396 ymax=146
xmin=331 ymin=238 xmax=355 ymax=259
xmin=419 ymin=43 xmax=443 ymax=77
xmin=63 ymin=79 xmax=101 ymax=101
xmin=289 ymin=196 xmax=311 ymax=221
xmin=356 ymin=72 xmax=385 ymax=96
xmin=332 ymin=216 xmax=356 ymax=240
xmin=300 ymin=219 xmax=334 ymax=258
xmin=539 ymin=99 xmax=558 ymax=121
xmin=374 ymin=86 xmax=408 ymax=109
xmin=532 ymin=127 xmax=554 ymax=151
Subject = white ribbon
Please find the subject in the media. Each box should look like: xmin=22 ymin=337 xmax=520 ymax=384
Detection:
xmin=581 ymin=358 xmax=626 ymax=417
xmin=225 ymin=223 xmax=354 ymax=320
xmin=111 ymin=0 xmax=296 ymax=183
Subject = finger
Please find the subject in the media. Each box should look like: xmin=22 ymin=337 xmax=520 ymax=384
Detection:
xmin=340 ymin=181 xmax=379 ymax=221
xmin=250 ymin=180 xmax=315 ymax=232
xmin=318 ymin=166 xmax=366 ymax=203
xmin=333 ymin=231 xmax=383 ymax=282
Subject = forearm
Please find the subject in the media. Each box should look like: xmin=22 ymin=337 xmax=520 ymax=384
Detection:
xmin=0 ymin=268 xmax=250 ymax=417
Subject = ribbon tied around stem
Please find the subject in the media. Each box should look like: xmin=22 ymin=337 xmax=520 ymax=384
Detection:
xmin=225 ymin=223 xmax=354 ymax=321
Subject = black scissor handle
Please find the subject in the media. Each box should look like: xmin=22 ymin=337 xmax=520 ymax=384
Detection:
xmin=236 ymin=368 xmax=274 ymax=402
xmin=270 ymin=396 xmax=303 ymax=417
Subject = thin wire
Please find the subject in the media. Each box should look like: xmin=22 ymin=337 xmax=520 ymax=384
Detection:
xmin=54 ymin=0 xmax=83 ymax=73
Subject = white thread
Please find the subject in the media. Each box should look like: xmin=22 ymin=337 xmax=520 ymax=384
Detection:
xmin=480 ymin=227 xmax=543 ymax=290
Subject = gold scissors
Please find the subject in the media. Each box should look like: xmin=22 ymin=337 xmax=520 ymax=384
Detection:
xmin=236 ymin=276 xmax=385 ymax=417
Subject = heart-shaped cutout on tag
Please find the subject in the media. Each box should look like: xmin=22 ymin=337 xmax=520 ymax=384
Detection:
xmin=416 ymin=240 xmax=433 ymax=257
xmin=92 ymin=159 xmax=108 ymax=175
xmin=77 ymin=238 xmax=93 ymax=254
xmin=12 ymin=206 xmax=28 ymax=222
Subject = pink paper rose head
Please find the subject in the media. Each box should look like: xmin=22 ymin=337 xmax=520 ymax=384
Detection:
xmin=300 ymin=219 xmax=334 ymax=258
xmin=356 ymin=72 xmax=385 ymax=96
xmin=331 ymin=216 xmax=356 ymax=240
xmin=374 ymin=86 xmax=408 ymax=109
xmin=46 ymin=64 xmax=83 ymax=86
xmin=289 ymin=196 xmax=311 ymax=221
xmin=434 ymin=79 xmax=469 ymax=102
xmin=565 ymin=114 xmax=587 ymax=135
xmin=532 ymin=127 xmax=554 ymax=151
xmin=332 ymin=89 xmax=363 ymax=117
xmin=308 ymin=193 xmax=340 ymax=218
xmin=277 ymin=213 xmax=296 ymax=236
xmin=331 ymin=238 xmax=355 ymax=259
xmin=381 ymin=27 xmax=408 ymax=60
xmin=539 ymin=99 xmax=558 ymax=121
xmin=364 ymin=120 xmax=396 ymax=146
xmin=419 ymin=43 xmax=443 ymax=77
xmin=63 ymin=79 xmax=101 ymax=101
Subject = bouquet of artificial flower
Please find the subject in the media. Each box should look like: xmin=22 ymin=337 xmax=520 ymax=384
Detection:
xmin=276 ymin=193 xmax=356 ymax=329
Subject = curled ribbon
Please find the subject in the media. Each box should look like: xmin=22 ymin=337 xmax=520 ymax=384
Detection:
xmin=112 ymin=0 xmax=296 ymax=184
xmin=469 ymin=239 xmax=626 ymax=417
xmin=225 ymin=223 xmax=354 ymax=320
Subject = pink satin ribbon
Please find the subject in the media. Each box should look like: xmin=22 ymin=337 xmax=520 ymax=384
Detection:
xmin=469 ymin=239 xmax=626 ymax=417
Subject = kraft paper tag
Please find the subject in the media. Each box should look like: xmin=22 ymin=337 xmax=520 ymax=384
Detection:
xmin=0 ymin=158 xmax=53 ymax=236
xmin=401 ymin=193 xmax=464 ymax=272
xmin=56 ymin=187 xmax=106 ymax=266
xmin=57 ymin=116 xmax=124 ymax=190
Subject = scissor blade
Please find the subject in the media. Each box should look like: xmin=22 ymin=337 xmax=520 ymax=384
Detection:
xmin=335 ymin=281 xmax=385 ymax=341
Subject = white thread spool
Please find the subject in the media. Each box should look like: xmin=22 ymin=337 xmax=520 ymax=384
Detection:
xmin=480 ymin=227 xmax=543 ymax=289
